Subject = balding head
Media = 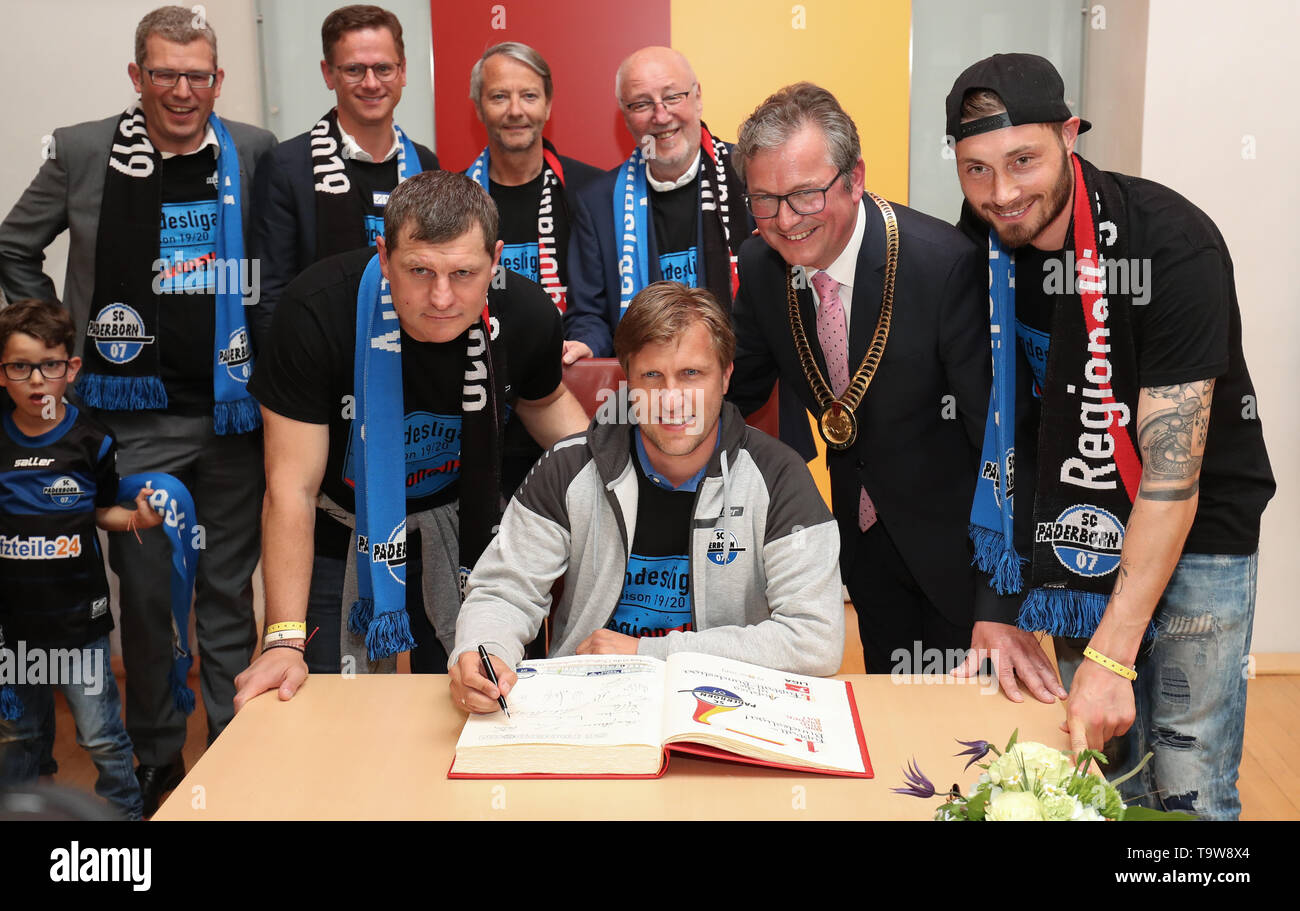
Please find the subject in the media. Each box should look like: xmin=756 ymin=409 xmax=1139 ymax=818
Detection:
xmin=615 ymin=46 xmax=703 ymax=182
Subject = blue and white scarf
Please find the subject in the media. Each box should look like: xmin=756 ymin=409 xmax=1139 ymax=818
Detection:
xmin=79 ymin=109 xmax=259 ymax=435
xmin=343 ymin=255 xmax=506 ymax=661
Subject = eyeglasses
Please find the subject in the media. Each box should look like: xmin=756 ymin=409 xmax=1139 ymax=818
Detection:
xmin=1 ymin=360 xmax=71 ymax=381
xmin=622 ymin=84 xmax=696 ymax=115
xmin=334 ymin=62 xmax=402 ymax=84
xmin=744 ymin=172 xmax=848 ymax=219
xmin=144 ymin=68 xmax=218 ymax=89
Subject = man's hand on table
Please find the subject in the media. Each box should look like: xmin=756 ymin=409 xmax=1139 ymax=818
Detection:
xmin=950 ymin=621 xmax=1067 ymax=704
xmin=1061 ymin=655 xmax=1136 ymax=755
xmin=450 ymin=651 xmax=518 ymax=714
xmin=233 ymin=647 xmax=308 ymax=712
xmin=576 ymin=629 xmax=638 ymax=655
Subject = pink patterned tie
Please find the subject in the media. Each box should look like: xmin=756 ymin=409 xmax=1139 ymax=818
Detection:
xmin=812 ymin=271 xmax=877 ymax=533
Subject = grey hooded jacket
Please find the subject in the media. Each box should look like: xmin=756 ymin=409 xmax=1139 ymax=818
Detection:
xmin=451 ymin=403 xmax=845 ymax=676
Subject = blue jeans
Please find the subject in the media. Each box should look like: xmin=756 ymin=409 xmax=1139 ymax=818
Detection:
xmin=0 ymin=635 xmax=143 ymax=820
xmin=1057 ymin=551 xmax=1257 ymax=820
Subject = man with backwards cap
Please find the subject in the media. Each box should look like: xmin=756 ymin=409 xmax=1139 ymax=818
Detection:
xmin=947 ymin=53 xmax=1274 ymax=818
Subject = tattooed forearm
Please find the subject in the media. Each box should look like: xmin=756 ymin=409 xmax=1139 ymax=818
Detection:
xmin=1137 ymin=380 xmax=1214 ymax=501
xmin=1112 ymin=557 xmax=1130 ymax=596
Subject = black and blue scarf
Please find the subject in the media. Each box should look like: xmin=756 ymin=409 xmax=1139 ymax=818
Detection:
xmin=612 ymin=123 xmax=743 ymax=319
xmin=309 ymin=107 xmax=422 ymax=261
xmin=468 ymin=137 xmax=569 ymax=311
xmin=79 ymin=109 xmax=258 ymax=434
xmin=968 ymin=154 xmax=1142 ymax=638
xmin=343 ymin=255 xmax=505 ymax=661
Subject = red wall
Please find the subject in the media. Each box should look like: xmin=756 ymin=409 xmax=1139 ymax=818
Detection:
xmin=431 ymin=0 xmax=671 ymax=173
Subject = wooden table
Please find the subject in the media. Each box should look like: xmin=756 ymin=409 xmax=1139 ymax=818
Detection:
xmin=154 ymin=673 xmax=1070 ymax=820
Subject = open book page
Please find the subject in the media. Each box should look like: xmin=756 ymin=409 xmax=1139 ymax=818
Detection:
xmin=454 ymin=654 xmax=667 ymax=752
xmin=660 ymin=653 xmax=866 ymax=774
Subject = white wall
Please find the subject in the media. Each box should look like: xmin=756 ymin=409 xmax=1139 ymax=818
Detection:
xmin=1143 ymin=0 xmax=1300 ymax=651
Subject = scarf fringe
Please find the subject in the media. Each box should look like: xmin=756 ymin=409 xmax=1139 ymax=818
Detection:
xmin=213 ymin=397 xmax=262 ymax=435
xmin=365 ymin=608 xmax=415 ymax=662
xmin=1017 ymin=587 xmax=1110 ymax=638
xmin=169 ymin=659 xmax=195 ymax=715
xmin=0 ymin=684 xmax=22 ymax=721
xmin=348 ymin=598 xmax=374 ymax=636
xmin=970 ymin=525 xmax=1026 ymax=595
xmin=77 ymin=374 xmax=167 ymax=411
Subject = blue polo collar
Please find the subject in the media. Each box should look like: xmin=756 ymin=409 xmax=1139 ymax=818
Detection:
xmin=633 ymin=427 xmax=717 ymax=493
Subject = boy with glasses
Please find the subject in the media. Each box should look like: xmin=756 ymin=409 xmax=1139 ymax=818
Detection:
xmin=0 ymin=300 xmax=164 ymax=820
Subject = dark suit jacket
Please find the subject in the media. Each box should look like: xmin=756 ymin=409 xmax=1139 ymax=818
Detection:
xmin=248 ymin=129 xmax=439 ymax=344
xmin=563 ymin=150 xmax=755 ymax=358
xmin=729 ymin=199 xmax=991 ymax=627
xmin=0 ymin=114 xmax=277 ymax=356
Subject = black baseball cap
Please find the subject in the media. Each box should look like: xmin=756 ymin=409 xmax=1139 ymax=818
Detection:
xmin=945 ymin=53 xmax=1091 ymax=142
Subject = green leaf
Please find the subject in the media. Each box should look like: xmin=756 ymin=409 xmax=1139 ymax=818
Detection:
xmin=965 ymin=789 xmax=990 ymax=821
xmin=1004 ymin=729 xmax=1019 ymax=754
xmin=1109 ymin=751 xmax=1154 ymax=789
xmin=1120 ymin=806 xmax=1199 ymax=821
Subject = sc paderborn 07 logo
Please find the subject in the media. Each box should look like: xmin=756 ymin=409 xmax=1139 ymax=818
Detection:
xmin=217 ymin=327 xmax=252 ymax=383
xmin=1035 ymin=504 xmax=1124 ymax=578
xmin=369 ymin=520 xmax=407 ymax=585
xmin=42 ymin=476 xmax=84 ymax=508
xmin=86 ymin=303 xmax=154 ymax=364
xmin=705 ymin=528 xmax=745 ymax=566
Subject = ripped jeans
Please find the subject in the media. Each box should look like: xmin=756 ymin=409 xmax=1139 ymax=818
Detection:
xmin=1056 ymin=552 xmax=1257 ymax=821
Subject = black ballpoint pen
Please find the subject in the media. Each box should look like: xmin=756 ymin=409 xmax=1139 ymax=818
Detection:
xmin=477 ymin=644 xmax=511 ymax=718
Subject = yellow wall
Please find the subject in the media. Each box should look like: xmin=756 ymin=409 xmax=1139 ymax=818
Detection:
xmin=673 ymin=0 xmax=912 ymax=504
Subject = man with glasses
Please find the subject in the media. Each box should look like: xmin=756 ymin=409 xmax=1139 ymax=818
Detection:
xmin=250 ymin=4 xmax=438 ymax=343
xmin=0 ymin=5 xmax=276 ymax=815
xmin=728 ymin=84 xmax=1058 ymax=695
xmin=564 ymin=46 xmax=752 ymax=365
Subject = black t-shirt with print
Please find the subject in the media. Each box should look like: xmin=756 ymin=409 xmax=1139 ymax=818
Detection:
xmin=1007 ymin=176 xmax=1273 ymax=556
xmin=248 ymin=247 xmax=564 ymax=558
xmin=156 ymin=149 xmax=219 ymax=414
xmin=651 ymin=177 xmax=700 ymax=287
xmin=607 ymin=443 xmax=695 ymax=637
xmin=345 ymin=157 xmax=401 ymax=248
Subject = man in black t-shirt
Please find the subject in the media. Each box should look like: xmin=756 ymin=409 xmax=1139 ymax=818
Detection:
xmin=250 ymin=4 xmax=440 ymax=343
xmin=464 ymin=42 xmax=603 ymax=494
xmin=235 ymin=171 xmax=587 ymax=708
xmin=0 ymin=7 xmax=276 ymax=815
xmin=948 ymin=54 xmax=1274 ymax=819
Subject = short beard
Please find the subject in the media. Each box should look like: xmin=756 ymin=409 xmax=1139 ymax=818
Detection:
xmin=991 ymin=148 xmax=1074 ymax=250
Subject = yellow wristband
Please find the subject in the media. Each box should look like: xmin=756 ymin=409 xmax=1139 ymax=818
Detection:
xmin=266 ymin=621 xmax=307 ymax=635
xmin=1083 ymin=646 xmax=1137 ymax=681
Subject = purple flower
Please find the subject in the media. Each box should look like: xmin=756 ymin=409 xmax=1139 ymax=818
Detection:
xmin=954 ymin=738 xmax=992 ymax=770
xmin=892 ymin=758 xmax=936 ymax=798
